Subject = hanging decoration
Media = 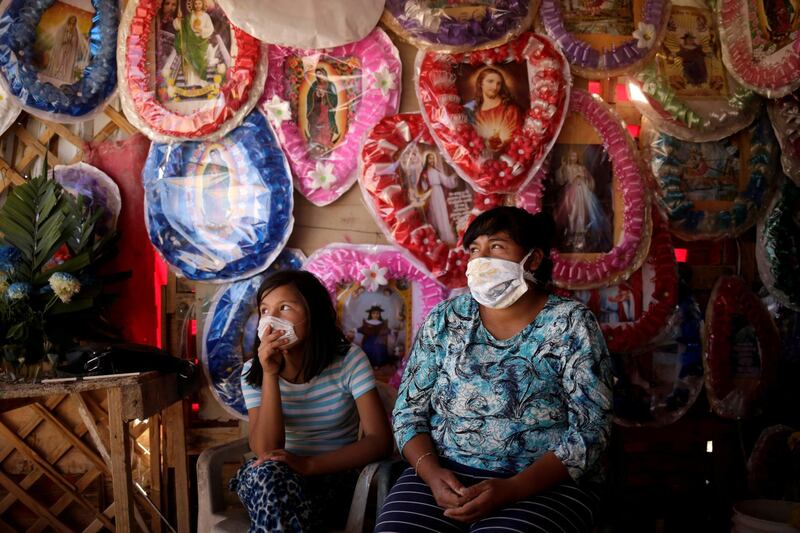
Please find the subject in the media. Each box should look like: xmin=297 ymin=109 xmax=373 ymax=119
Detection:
xmin=612 ymin=296 xmax=703 ymax=427
xmin=143 ymin=111 xmax=294 ymax=283
xmin=0 ymin=84 xmax=20 ymax=136
xmin=118 ymin=0 xmax=267 ymax=142
xmin=627 ymin=0 xmax=760 ymax=142
xmin=704 ymin=275 xmax=779 ymax=419
xmin=216 ymin=0 xmax=385 ymax=49
xmin=768 ymin=91 xmax=800 ymax=185
xmin=53 ymin=162 xmax=121 ymax=237
xmin=202 ymin=248 xmax=307 ymax=419
xmin=360 ymin=113 xmax=508 ymax=289
xmin=381 ymin=0 xmax=537 ymax=52
xmin=562 ymin=208 xmax=678 ymax=353
xmin=262 ymin=29 xmax=401 ymax=206
xmin=718 ymin=0 xmax=800 ymax=98
xmin=303 ymin=244 xmax=448 ymax=386
xmin=645 ymin=114 xmax=778 ymax=240
xmin=518 ymin=89 xmax=651 ymax=290
xmin=0 ymin=0 xmax=118 ymax=122
xmin=757 ymin=178 xmax=800 ymax=312
xmin=416 ymin=32 xmax=570 ymax=194
xmin=539 ymin=0 xmax=669 ymax=79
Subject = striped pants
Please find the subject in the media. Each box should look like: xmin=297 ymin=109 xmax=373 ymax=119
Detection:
xmin=374 ymin=459 xmax=599 ymax=533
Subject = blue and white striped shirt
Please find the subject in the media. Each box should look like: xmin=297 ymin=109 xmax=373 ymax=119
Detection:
xmin=241 ymin=345 xmax=376 ymax=456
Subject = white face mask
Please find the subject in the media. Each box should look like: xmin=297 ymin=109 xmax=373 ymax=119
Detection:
xmin=257 ymin=315 xmax=299 ymax=345
xmin=466 ymin=251 xmax=535 ymax=309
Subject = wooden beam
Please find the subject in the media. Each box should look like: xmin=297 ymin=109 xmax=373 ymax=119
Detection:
xmin=108 ymin=387 xmax=134 ymax=532
xmin=0 ymin=470 xmax=73 ymax=533
xmin=27 ymin=468 xmax=104 ymax=533
xmin=164 ymin=401 xmax=190 ymax=533
xmin=103 ymin=107 xmax=138 ymax=136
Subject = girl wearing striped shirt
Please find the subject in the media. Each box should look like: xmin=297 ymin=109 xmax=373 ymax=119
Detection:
xmin=231 ymin=271 xmax=393 ymax=532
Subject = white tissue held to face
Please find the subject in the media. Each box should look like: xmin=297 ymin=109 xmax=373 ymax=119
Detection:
xmin=257 ymin=315 xmax=299 ymax=346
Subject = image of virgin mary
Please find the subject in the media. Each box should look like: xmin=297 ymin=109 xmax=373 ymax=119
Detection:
xmin=305 ymin=67 xmax=340 ymax=157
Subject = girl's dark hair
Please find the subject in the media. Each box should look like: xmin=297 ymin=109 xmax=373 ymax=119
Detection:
xmin=462 ymin=206 xmax=555 ymax=285
xmin=243 ymin=270 xmax=350 ymax=388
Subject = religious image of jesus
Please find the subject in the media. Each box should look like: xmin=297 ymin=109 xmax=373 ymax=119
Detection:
xmin=465 ymin=67 xmax=523 ymax=154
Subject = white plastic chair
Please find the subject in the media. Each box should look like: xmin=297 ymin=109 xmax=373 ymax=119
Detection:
xmin=196 ymin=437 xmax=399 ymax=532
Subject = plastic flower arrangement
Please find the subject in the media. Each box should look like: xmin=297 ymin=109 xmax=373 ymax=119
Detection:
xmin=0 ymin=165 xmax=117 ymax=368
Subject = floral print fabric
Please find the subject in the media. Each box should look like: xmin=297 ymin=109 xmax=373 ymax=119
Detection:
xmin=393 ymin=293 xmax=613 ymax=483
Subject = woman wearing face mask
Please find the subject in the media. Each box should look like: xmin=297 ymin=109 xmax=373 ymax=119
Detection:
xmin=375 ymin=206 xmax=612 ymax=532
xmin=231 ymin=270 xmax=393 ymax=532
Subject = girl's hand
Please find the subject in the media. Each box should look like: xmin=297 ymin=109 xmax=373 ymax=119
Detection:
xmin=255 ymin=449 xmax=316 ymax=477
xmin=257 ymin=326 xmax=289 ymax=375
xmin=443 ymin=478 xmax=519 ymax=522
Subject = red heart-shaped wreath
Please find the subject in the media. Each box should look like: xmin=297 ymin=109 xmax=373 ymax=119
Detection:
xmin=416 ymin=32 xmax=570 ymax=194
xmin=360 ymin=113 xmax=508 ymax=289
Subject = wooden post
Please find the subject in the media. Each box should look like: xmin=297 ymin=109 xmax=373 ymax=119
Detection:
xmin=165 ymin=401 xmax=191 ymax=533
xmin=107 ymin=387 xmax=134 ymax=532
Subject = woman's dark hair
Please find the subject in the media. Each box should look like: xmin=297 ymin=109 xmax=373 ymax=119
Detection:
xmin=243 ymin=270 xmax=350 ymax=388
xmin=462 ymin=206 xmax=555 ymax=285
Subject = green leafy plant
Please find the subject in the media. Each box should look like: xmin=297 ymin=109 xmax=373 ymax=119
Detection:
xmin=0 ymin=164 xmax=118 ymax=364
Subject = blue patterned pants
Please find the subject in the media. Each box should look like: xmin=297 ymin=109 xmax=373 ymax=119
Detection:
xmin=230 ymin=458 xmax=357 ymax=533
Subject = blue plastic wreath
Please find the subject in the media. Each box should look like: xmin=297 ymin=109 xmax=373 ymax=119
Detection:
xmin=0 ymin=0 xmax=118 ymax=120
xmin=201 ymin=249 xmax=305 ymax=419
xmin=143 ymin=111 xmax=294 ymax=282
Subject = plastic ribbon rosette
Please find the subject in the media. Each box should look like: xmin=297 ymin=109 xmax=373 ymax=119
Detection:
xmin=53 ymin=162 xmax=121 ymax=237
xmin=303 ymin=244 xmax=449 ymax=386
xmin=201 ymin=248 xmax=306 ymax=419
xmin=718 ymin=0 xmax=800 ymax=98
xmin=756 ymin=178 xmax=800 ymax=312
xmin=612 ymin=296 xmax=703 ymax=428
xmin=416 ymin=32 xmax=571 ymax=195
xmin=118 ymin=0 xmax=267 ymax=142
xmin=644 ymin=113 xmax=778 ymax=241
xmin=627 ymin=0 xmax=761 ymax=142
xmin=216 ymin=0 xmax=385 ymax=49
xmin=382 ymin=0 xmax=537 ymax=52
xmin=559 ymin=208 xmax=678 ymax=353
xmin=703 ymin=275 xmax=780 ymax=419
xmin=0 ymin=83 xmax=20 ymax=136
xmin=360 ymin=113 xmax=511 ymax=290
xmin=768 ymin=91 xmax=800 ymax=185
xmin=517 ymin=89 xmax=652 ymax=290
xmin=0 ymin=0 xmax=118 ymax=122
xmin=539 ymin=0 xmax=670 ymax=79
xmin=143 ymin=111 xmax=294 ymax=283
xmin=261 ymin=28 xmax=401 ymax=207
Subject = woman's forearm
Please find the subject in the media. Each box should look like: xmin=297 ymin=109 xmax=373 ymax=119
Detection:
xmin=248 ymin=373 xmax=285 ymax=455
xmin=399 ymin=433 xmax=441 ymax=483
xmin=507 ymin=451 xmax=571 ymax=500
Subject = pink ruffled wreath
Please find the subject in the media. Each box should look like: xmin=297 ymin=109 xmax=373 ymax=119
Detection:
xmin=261 ymin=28 xmax=402 ymax=206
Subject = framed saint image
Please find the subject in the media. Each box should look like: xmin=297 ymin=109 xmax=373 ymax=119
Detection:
xmin=32 ymin=0 xmax=94 ymax=87
xmin=560 ymin=0 xmax=634 ymax=35
xmin=396 ymin=142 xmax=471 ymax=246
xmin=155 ymin=0 xmax=234 ymax=113
xmin=574 ymin=270 xmax=646 ymax=326
xmin=336 ymin=279 xmax=413 ymax=380
xmin=455 ymin=62 xmax=530 ymax=158
xmin=754 ymin=0 xmax=800 ymax=49
xmin=657 ymin=5 xmax=728 ymax=98
xmin=674 ymin=139 xmax=740 ymax=204
xmin=543 ymin=142 xmax=616 ymax=255
xmin=286 ymin=55 xmax=362 ymax=160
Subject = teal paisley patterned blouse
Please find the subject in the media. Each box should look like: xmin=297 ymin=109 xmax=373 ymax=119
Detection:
xmin=393 ymin=293 xmax=613 ymax=484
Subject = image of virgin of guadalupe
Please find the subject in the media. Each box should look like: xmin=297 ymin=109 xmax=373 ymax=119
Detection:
xmin=761 ymin=0 xmax=799 ymax=43
xmin=464 ymin=67 xmax=523 ymax=155
xmin=358 ymin=305 xmax=391 ymax=368
xmin=305 ymin=67 xmax=340 ymax=157
xmin=43 ymin=15 xmax=89 ymax=85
